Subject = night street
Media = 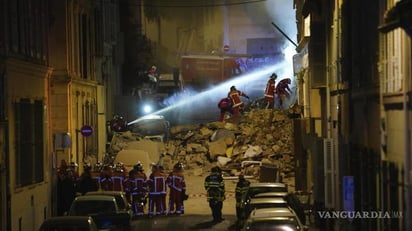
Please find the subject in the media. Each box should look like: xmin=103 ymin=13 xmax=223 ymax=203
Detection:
xmin=1 ymin=0 xmax=412 ymax=231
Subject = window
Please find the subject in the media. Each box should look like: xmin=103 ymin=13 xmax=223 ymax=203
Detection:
xmin=15 ymin=99 xmax=44 ymax=186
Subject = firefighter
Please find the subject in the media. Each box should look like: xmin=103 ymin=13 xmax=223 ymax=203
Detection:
xmin=112 ymin=162 xmax=127 ymax=191
xmin=147 ymin=65 xmax=159 ymax=87
xmin=217 ymin=97 xmax=233 ymax=122
xmin=133 ymin=162 xmax=148 ymax=217
xmin=91 ymin=162 xmax=103 ymax=190
xmin=110 ymin=115 xmax=128 ymax=132
xmin=158 ymin=165 xmax=168 ymax=215
xmin=167 ymin=162 xmax=187 ymax=215
xmin=276 ymin=78 xmax=292 ymax=108
xmin=204 ymin=166 xmax=225 ymax=223
xmin=235 ymin=173 xmax=250 ymax=219
xmin=67 ymin=162 xmax=80 ymax=188
xmin=264 ymin=73 xmax=277 ymax=109
xmin=228 ymin=86 xmax=249 ymax=118
xmin=147 ymin=163 xmax=167 ymax=217
xmin=99 ymin=164 xmax=113 ymax=191
xmin=77 ymin=162 xmax=98 ymax=195
xmin=123 ymin=170 xmax=136 ymax=206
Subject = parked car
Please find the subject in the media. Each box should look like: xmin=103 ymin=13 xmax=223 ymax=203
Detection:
xmin=39 ymin=216 xmax=98 ymax=231
xmin=253 ymin=191 xmax=288 ymax=199
xmin=244 ymin=197 xmax=289 ymax=218
xmin=237 ymin=182 xmax=288 ymax=219
xmin=85 ymin=191 xmax=133 ymax=218
xmin=242 ymin=207 xmax=308 ymax=231
xmin=67 ymin=195 xmax=131 ymax=231
xmin=253 ymin=191 xmax=306 ymax=225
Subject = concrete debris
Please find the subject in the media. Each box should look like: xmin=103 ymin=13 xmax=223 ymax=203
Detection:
xmin=166 ymin=107 xmax=299 ymax=180
xmin=210 ymin=129 xmax=235 ymax=142
xmin=217 ymin=156 xmax=232 ymax=166
xmin=109 ymin=106 xmax=300 ymax=181
xmin=244 ymin=145 xmax=263 ymax=158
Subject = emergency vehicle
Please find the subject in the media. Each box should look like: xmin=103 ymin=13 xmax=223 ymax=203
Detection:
xmin=180 ymin=55 xmax=242 ymax=89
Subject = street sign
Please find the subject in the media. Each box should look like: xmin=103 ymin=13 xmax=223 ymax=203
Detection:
xmin=343 ymin=176 xmax=354 ymax=213
xmin=80 ymin=125 xmax=93 ymax=137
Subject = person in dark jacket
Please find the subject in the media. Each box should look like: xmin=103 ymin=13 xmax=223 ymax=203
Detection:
xmin=76 ymin=163 xmax=98 ymax=195
xmin=235 ymin=173 xmax=250 ymax=219
xmin=57 ymin=169 xmax=76 ymax=216
xmin=204 ymin=166 xmax=225 ymax=223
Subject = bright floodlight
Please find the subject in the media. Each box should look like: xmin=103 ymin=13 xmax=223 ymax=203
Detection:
xmin=143 ymin=104 xmax=153 ymax=114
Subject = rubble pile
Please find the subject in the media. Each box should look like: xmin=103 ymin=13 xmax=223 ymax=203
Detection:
xmin=162 ymin=106 xmax=301 ymax=179
xmin=108 ymin=104 xmax=302 ymax=180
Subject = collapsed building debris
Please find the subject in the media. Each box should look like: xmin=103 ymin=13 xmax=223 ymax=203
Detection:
xmin=111 ymin=104 xmax=300 ymax=182
xmin=164 ymin=106 xmax=301 ymax=180
xmin=108 ymin=105 xmax=302 ymax=182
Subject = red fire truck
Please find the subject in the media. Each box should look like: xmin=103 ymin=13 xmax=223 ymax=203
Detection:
xmin=180 ymin=55 xmax=242 ymax=89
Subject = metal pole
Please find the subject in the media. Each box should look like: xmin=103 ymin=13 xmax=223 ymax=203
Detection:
xmin=271 ymin=22 xmax=298 ymax=48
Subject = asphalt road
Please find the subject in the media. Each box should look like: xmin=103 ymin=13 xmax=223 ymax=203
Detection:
xmin=131 ymin=214 xmax=238 ymax=231
xmin=130 ymin=169 xmax=240 ymax=230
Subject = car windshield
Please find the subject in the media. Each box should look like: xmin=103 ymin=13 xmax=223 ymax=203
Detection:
xmin=247 ymin=186 xmax=287 ymax=198
xmin=70 ymin=201 xmax=116 ymax=215
xmin=113 ymin=195 xmax=126 ymax=209
xmin=251 ymin=202 xmax=288 ymax=210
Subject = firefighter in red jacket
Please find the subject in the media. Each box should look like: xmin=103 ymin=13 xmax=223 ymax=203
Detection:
xmin=112 ymin=162 xmax=127 ymax=191
xmin=228 ymin=86 xmax=249 ymax=118
xmin=90 ymin=162 xmax=103 ymax=190
xmin=134 ymin=162 xmax=148 ymax=216
xmin=99 ymin=164 xmax=113 ymax=191
xmin=276 ymin=78 xmax=292 ymax=108
xmin=264 ymin=73 xmax=277 ymax=109
xmin=123 ymin=162 xmax=147 ymax=217
xmin=167 ymin=162 xmax=187 ymax=215
xmin=147 ymin=163 xmax=167 ymax=217
xmin=123 ymin=170 xmax=136 ymax=205
xmin=217 ymin=97 xmax=233 ymax=122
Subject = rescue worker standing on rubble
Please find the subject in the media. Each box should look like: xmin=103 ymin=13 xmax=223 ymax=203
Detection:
xmin=204 ymin=166 xmax=225 ymax=223
xmin=264 ymin=73 xmax=277 ymax=109
xmin=217 ymin=97 xmax=233 ymax=122
xmin=147 ymin=163 xmax=167 ymax=217
xmin=167 ymin=162 xmax=187 ymax=215
xmin=235 ymin=173 xmax=250 ymax=219
xmin=228 ymin=86 xmax=249 ymax=118
xmin=276 ymin=78 xmax=292 ymax=108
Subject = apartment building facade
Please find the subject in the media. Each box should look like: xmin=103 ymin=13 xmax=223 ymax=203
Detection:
xmin=0 ymin=0 xmax=122 ymax=229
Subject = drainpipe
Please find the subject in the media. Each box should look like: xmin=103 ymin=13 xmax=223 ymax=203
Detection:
xmin=404 ymin=37 xmax=411 ymax=231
